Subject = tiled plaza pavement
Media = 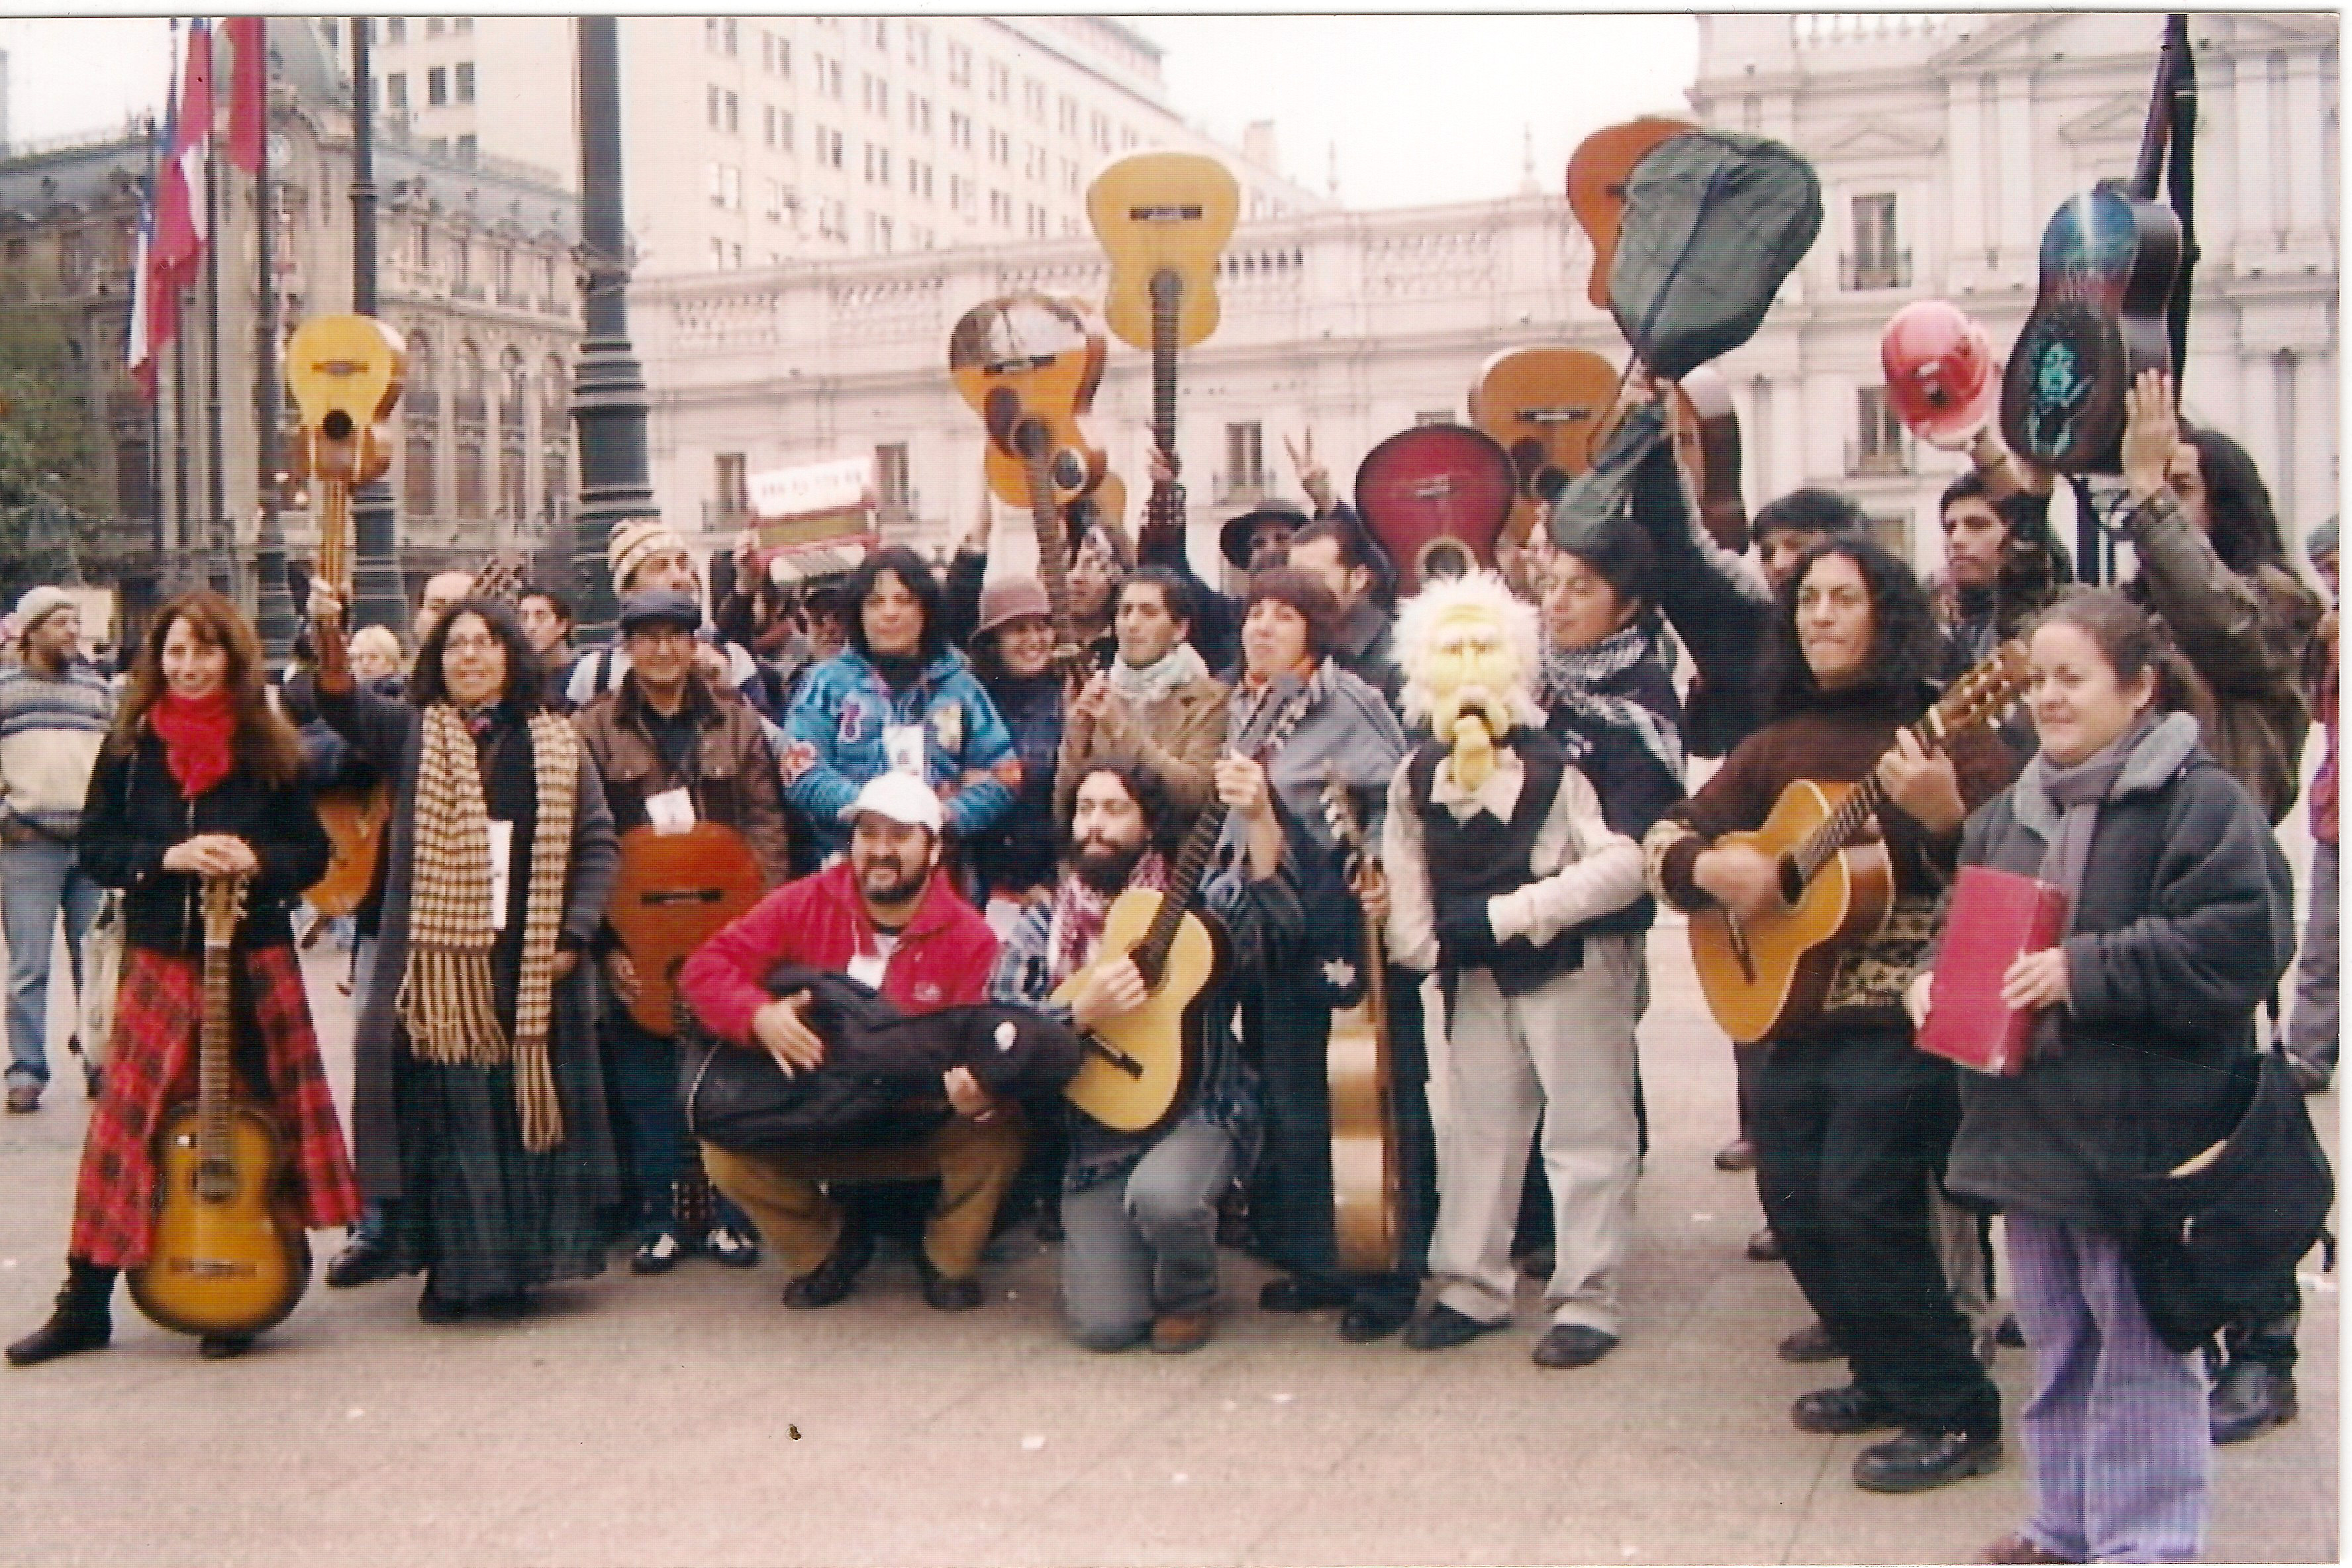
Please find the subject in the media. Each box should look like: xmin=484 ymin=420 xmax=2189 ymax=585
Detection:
xmin=0 ymin=918 xmax=2333 ymax=1567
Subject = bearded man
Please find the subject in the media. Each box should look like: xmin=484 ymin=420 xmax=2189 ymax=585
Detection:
xmin=1379 ymin=571 xmax=1648 ymax=1369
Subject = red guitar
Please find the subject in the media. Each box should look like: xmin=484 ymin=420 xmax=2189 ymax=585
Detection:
xmin=1352 ymin=424 xmax=1518 ymax=596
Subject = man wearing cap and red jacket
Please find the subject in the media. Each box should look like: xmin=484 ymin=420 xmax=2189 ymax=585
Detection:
xmin=679 ymin=771 xmax=1014 ymax=1312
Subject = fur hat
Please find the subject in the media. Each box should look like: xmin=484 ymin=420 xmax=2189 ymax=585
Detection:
xmin=14 ymin=585 xmax=75 ymax=640
xmin=608 ymin=518 xmax=692 ymax=595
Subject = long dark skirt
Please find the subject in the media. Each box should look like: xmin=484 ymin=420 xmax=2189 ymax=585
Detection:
xmin=381 ymin=1029 xmax=625 ymax=1304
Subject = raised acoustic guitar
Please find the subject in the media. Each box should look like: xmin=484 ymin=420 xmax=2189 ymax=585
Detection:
xmin=609 ymin=822 xmax=769 ymax=1038
xmin=1086 ymin=150 xmax=1238 ymax=565
xmin=1688 ymin=643 xmax=2030 ymax=1044
xmin=1353 ymin=422 xmax=1518 ymax=596
xmin=1320 ymin=767 xmax=1400 ymax=1278
xmin=1469 ymin=346 xmax=1616 ymax=552
xmin=285 ymin=313 xmax=405 ymax=919
xmin=1565 ymin=116 xmax=1696 ymax=311
xmin=129 ymin=875 xmax=311 ymax=1340
xmin=950 ymin=293 xmax=1109 ymax=683
xmin=1999 ymin=17 xmax=2187 ymax=475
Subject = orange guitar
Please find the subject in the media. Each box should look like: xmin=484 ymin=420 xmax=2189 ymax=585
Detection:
xmin=1566 ymin=117 xmax=1696 ymax=311
xmin=1469 ymin=346 xmax=1618 ymax=550
xmin=1689 ymin=645 xmax=2030 ymax=1043
xmin=608 ymin=822 xmax=769 ymax=1038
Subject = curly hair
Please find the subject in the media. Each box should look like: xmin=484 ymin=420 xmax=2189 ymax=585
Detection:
xmin=111 ymin=589 xmax=306 ymax=787
xmin=843 ymin=545 xmax=948 ymax=664
xmin=407 ymin=597 xmax=546 ymax=712
xmin=2180 ymin=426 xmax=2289 ymax=575
xmin=1059 ymin=752 xmax=1179 ymax=856
xmin=1763 ymin=536 xmax=1945 ymax=720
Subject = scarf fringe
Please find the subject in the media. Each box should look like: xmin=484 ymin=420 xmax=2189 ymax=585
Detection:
xmin=399 ymin=948 xmax=508 ymax=1065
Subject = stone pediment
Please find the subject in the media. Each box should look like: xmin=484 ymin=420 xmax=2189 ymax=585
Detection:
xmin=1930 ymin=14 xmax=2062 ymax=71
xmin=1816 ymin=115 xmax=1944 ymax=160
xmin=2059 ymin=92 xmax=2155 ymax=146
xmin=2215 ymin=13 xmax=2339 ymax=50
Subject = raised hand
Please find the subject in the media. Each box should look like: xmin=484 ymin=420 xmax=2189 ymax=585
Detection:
xmin=1284 ymin=428 xmax=1334 ymax=514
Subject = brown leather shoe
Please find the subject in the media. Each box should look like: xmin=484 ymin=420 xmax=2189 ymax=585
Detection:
xmin=1979 ymin=1531 xmax=2079 ymax=1563
xmin=1150 ymin=1308 xmax=1214 ymax=1354
xmin=1777 ymin=1320 xmax=1842 ymax=1363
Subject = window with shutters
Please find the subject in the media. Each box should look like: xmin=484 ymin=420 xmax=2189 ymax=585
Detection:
xmin=1844 ymin=193 xmax=1907 ymax=289
xmin=1848 ymin=387 xmax=1911 ymax=476
xmin=1223 ymin=421 xmax=1265 ymax=502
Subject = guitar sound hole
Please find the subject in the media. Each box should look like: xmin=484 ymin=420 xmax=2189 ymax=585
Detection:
xmin=1533 ymin=469 xmax=1570 ymax=505
xmin=983 ymin=387 xmax=1021 ymax=446
xmin=1508 ymin=438 xmax=1547 ymax=485
xmin=1050 ymin=450 xmax=1085 ymax=492
xmin=321 ymin=411 xmax=354 ymax=441
xmin=1421 ymin=542 xmax=1471 ymax=582
xmin=1777 ymin=856 xmax=1806 ymax=909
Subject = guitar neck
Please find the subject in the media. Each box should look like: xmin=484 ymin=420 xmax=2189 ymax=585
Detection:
xmin=1019 ymin=447 xmax=1085 ymax=658
xmin=2129 ymin=18 xmax=2187 ymax=201
xmin=317 ymin=478 xmax=353 ymax=604
xmin=1149 ymin=271 xmax=1180 ymax=458
xmin=200 ymin=924 xmax=232 ymax=1165
xmin=1787 ymin=709 xmax=1943 ymax=883
xmin=1133 ymin=795 xmax=1229 ymax=985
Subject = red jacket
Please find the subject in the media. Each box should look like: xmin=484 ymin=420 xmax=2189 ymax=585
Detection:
xmin=679 ymin=860 xmax=999 ymax=1046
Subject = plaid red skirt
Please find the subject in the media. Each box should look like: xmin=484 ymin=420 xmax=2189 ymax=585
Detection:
xmin=72 ymin=945 xmax=362 ymax=1268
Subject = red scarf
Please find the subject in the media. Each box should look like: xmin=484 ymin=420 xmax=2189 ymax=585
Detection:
xmin=150 ymin=691 xmax=237 ymax=799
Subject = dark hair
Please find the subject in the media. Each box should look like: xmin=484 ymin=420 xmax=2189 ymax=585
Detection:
xmin=843 ymin=545 xmax=947 ymax=663
xmin=1763 ymin=536 xmax=1945 ymax=719
xmin=519 ymin=587 xmax=574 ymax=630
xmin=2180 ymin=426 xmax=2289 ymax=575
xmin=1753 ymin=486 xmax=1867 ymax=544
xmin=111 ymin=588 xmax=306 ymax=787
xmin=407 ymin=597 xmax=545 ymax=712
xmin=2028 ymin=587 xmax=2198 ymax=714
xmin=1555 ymin=516 xmax=1656 ymax=613
xmin=1242 ymin=565 xmax=1341 ymax=663
xmin=1120 ymin=565 xmax=1193 ymax=629
xmin=1938 ymin=469 xmax=1994 ymax=516
xmin=1061 ymin=754 xmax=1179 ymax=855
xmin=1289 ymin=516 xmax=1375 ymax=575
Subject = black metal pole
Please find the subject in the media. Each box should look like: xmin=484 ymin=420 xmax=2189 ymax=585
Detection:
xmin=569 ymin=15 xmax=654 ymax=649
xmin=252 ymin=66 xmax=293 ymax=663
xmin=172 ymin=287 xmax=189 ymax=575
xmin=142 ymin=116 xmax=164 ymax=590
xmin=348 ymin=16 xmax=403 ymax=634
xmin=2163 ymin=13 xmax=2198 ymax=405
xmin=203 ymin=109 xmax=229 ymax=595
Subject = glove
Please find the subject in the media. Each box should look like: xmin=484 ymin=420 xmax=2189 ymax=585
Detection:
xmin=1435 ymin=905 xmax=1499 ymax=971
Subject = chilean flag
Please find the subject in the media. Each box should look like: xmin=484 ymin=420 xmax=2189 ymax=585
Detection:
xmin=126 ymin=75 xmax=180 ymax=400
xmin=223 ymin=16 xmax=266 ymax=174
xmin=152 ymin=19 xmax=212 ymax=293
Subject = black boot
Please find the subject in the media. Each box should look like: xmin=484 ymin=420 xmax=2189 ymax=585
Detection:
xmin=7 ymin=1259 xmax=117 ymax=1367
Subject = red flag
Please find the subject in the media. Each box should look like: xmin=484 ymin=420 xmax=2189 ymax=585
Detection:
xmin=224 ymin=17 xmax=266 ymax=174
xmin=152 ymin=19 xmax=213 ymax=290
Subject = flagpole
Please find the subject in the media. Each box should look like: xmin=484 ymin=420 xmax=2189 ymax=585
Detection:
xmin=142 ymin=115 xmax=164 ymax=581
xmin=348 ymin=15 xmax=401 ymax=636
xmin=251 ymin=30 xmax=293 ymax=663
xmin=167 ymin=21 xmax=191 ymax=585
xmin=203 ymin=24 xmax=229 ymax=597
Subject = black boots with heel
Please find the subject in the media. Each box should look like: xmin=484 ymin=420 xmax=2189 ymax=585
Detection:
xmin=7 ymin=1258 xmax=117 ymax=1368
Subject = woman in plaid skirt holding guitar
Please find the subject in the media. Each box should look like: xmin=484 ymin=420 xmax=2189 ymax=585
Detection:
xmin=8 ymin=590 xmax=361 ymax=1366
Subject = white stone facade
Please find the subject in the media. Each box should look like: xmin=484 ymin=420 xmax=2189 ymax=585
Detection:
xmin=636 ymin=11 xmax=2339 ymax=583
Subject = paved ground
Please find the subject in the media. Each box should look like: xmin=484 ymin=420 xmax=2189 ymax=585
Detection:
xmin=0 ymin=915 xmax=2334 ymax=1567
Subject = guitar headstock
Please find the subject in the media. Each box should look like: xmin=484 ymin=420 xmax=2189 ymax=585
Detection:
xmin=1935 ymin=640 xmax=2033 ymax=736
xmin=200 ymin=873 xmax=250 ymax=950
xmin=1319 ymin=763 xmax=1368 ymax=858
xmin=286 ymin=315 xmax=407 ymax=485
xmin=470 ymin=552 xmax=532 ymax=608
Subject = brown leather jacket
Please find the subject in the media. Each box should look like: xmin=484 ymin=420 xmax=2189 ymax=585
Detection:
xmin=1054 ymin=671 xmax=1229 ymax=836
xmin=571 ymin=671 xmax=792 ymax=887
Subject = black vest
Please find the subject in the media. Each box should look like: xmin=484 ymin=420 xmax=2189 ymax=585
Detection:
xmin=1407 ymin=728 xmax=1583 ymax=997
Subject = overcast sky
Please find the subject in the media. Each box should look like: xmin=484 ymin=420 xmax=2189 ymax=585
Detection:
xmin=0 ymin=14 xmax=1698 ymax=211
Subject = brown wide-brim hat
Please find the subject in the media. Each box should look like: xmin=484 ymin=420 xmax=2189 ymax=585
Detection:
xmin=1219 ymin=497 xmax=1310 ymax=570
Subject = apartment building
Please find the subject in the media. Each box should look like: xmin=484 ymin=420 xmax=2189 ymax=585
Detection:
xmin=367 ymin=15 xmax=1326 ymax=277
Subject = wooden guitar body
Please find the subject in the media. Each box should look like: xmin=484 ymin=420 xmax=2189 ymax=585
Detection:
xmin=1087 ymin=152 xmax=1240 ymax=352
xmin=1687 ymin=781 xmax=1892 ymax=1046
xmin=1051 ymin=887 xmax=1226 ymax=1137
xmin=1469 ymin=347 xmax=1618 ymax=549
xmin=2000 ymin=185 xmax=2182 ymax=475
xmin=609 ymin=822 xmax=768 ymax=1038
xmin=1354 ymin=424 xmax=1518 ymax=595
xmin=950 ymin=293 xmax=1108 ymax=513
xmin=1673 ymin=366 xmax=1749 ymax=553
xmin=1566 ymin=117 xmax=1697 ymax=311
xmin=1320 ymin=769 xmax=1399 ymax=1277
xmin=129 ymin=1102 xmax=311 ymax=1338
xmin=307 ymin=779 xmax=395 ymax=920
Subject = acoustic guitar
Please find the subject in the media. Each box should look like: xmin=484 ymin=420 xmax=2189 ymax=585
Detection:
xmin=285 ymin=313 xmax=406 ymax=919
xmin=1320 ymin=767 xmax=1400 ymax=1278
xmin=950 ymin=293 xmax=1109 ymax=681
xmin=1086 ymin=151 xmax=1238 ymax=565
xmin=609 ymin=821 xmax=769 ymax=1038
xmin=1999 ymin=17 xmax=2188 ymax=475
xmin=1565 ymin=117 xmax=1696 ymax=311
xmin=1052 ymin=689 xmax=1312 ymax=1136
xmin=128 ymin=875 xmax=311 ymax=1340
xmin=1469 ymin=347 xmax=1616 ymax=551
xmin=1688 ymin=644 xmax=2031 ymax=1044
xmin=1353 ymin=423 xmax=1518 ymax=595
xmin=1671 ymin=366 xmax=1749 ymax=554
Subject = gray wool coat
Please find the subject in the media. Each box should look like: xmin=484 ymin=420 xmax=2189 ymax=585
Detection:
xmin=318 ymin=683 xmax=621 ymax=1201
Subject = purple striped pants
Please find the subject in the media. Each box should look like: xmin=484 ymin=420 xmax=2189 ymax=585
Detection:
xmin=2006 ymin=1212 xmax=2212 ymax=1563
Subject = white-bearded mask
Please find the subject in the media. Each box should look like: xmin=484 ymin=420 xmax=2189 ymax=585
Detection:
xmin=1395 ymin=571 xmax=1543 ymax=795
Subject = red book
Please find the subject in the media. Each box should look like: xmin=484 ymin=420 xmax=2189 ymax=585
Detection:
xmin=1917 ymin=865 xmax=2071 ymax=1077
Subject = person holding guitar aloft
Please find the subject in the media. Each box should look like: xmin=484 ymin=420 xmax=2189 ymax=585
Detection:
xmin=1643 ymin=537 xmax=2020 ymax=1494
xmin=989 ymin=753 xmax=1306 ymax=1353
xmin=9 ymin=590 xmax=360 ymax=1366
xmin=309 ymin=579 xmax=624 ymax=1324
xmin=575 ymin=589 xmax=791 ymax=1275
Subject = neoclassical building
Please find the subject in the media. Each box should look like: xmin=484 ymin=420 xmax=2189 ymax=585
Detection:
xmin=638 ymin=11 xmax=2338 ymax=583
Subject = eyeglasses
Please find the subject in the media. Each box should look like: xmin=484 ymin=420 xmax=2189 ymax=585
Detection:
xmin=444 ymin=633 xmax=501 ymax=655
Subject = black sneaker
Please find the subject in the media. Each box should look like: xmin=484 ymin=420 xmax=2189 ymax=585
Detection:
xmin=1532 ymin=1324 xmax=1619 ymax=1368
xmin=1852 ymin=1427 xmax=2002 ymax=1493
xmin=1776 ymin=1320 xmax=1843 ymax=1363
xmin=915 ymin=1253 xmax=984 ymax=1313
xmin=325 ymin=1232 xmax=399 ymax=1290
xmin=703 ymin=1224 xmax=761 ymax=1269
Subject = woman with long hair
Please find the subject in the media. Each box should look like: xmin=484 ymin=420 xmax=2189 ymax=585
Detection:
xmin=1914 ymin=589 xmax=2293 ymax=1563
xmin=7 ymin=590 xmax=359 ymax=1365
xmin=307 ymin=582 xmax=622 ymax=1323
xmin=1644 ymin=536 xmax=2020 ymax=1494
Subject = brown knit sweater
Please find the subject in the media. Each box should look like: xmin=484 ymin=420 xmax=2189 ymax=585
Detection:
xmin=1645 ymin=689 xmax=2020 ymax=1032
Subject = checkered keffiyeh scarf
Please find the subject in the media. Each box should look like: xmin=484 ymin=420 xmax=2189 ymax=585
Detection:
xmin=398 ymin=703 xmax=580 ymax=1152
xmin=1538 ymin=620 xmax=1685 ymax=783
xmin=1047 ymin=850 xmax=1169 ymax=991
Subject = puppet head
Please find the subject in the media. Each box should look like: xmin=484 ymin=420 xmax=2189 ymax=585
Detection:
xmin=1396 ymin=569 xmax=1543 ymax=793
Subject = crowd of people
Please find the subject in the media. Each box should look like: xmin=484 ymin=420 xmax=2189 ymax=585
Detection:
xmin=0 ymin=368 xmax=2333 ymax=1564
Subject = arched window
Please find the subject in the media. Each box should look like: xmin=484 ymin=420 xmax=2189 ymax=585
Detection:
xmin=498 ymin=346 xmax=529 ymax=522
xmin=403 ymin=330 xmax=438 ymax=518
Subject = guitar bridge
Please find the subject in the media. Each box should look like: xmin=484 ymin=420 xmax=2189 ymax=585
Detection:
xmin=1128 ymin=205 xmax=1204 ymax=222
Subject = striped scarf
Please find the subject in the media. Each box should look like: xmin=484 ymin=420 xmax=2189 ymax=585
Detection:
xmin=1538 ymin=620 xmax=1685 ymax=783
xmin=398 ymin=703 xmax=580 ymax=1153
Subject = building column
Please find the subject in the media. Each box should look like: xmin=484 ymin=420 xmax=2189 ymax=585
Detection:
xmin=1993 ymin=70 xmax=2035 ymax=273
xmin=1944 ymin=74 xmax=1988 ymax=287
xmin=2230 ymin=48 xmax=2277 ymax=268
xmin=2282 ymin=50 xmax=2329 ymax=260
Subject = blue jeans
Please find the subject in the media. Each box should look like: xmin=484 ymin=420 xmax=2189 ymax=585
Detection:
xmin=2 ymin=837 xmax=105 ymax=1089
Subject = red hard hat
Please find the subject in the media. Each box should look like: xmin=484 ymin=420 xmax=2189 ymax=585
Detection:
xmin=1881 ymin=301 xmax=1998 ymax=447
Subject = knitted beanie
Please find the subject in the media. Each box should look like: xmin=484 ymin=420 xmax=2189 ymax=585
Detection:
xmin=609 ymin=518 xmax=691 ymax=595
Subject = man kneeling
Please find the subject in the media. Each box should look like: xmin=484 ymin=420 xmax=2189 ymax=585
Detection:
xmin=677 ymin=773 xmax=1012 ymax=1312
xmin=991 ymin=754 xmax=1305 ymax=1353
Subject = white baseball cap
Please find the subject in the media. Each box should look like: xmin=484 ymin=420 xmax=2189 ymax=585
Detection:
xmin=850 ymin=770 xmax=944 ymax=834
